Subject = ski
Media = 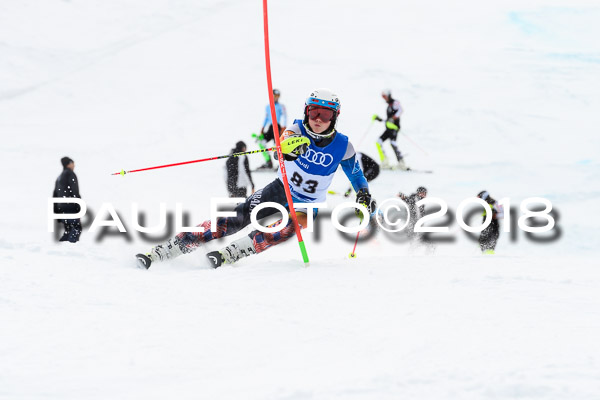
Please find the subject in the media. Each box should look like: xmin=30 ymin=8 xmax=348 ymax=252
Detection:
xmin=381 ymin=166 xmax=433 ymax=173
xmin=206 ymin=251 xmax=224 ymax=268
xmin=251 ymin=167 xmax=278 ymax=173
xmin=135 ymin=253 xmax=152 ymax=269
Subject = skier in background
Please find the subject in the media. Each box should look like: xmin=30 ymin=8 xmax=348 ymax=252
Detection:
xmin=477 ymin=190 xmax=503 ymax=254
xmin=136 ymin=88 xmax=376 ymax=269
xmin=372 ymin=89 xmax=409 ymax=171
xmin=397 ymin=186 xmax=427 ymax=239
xmin=53 ymin=157 xmax=82 ymax=243
xmin=226 ymin=141 xmax=255 ymax=197
xmin=255 ymin=88 xmax=287 ymax=170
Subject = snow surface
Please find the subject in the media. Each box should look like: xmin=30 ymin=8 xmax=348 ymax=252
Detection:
xmin=1 ymin=0 xmax=599 ymax=399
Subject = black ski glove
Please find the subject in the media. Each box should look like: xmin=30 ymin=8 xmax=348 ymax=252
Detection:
xmin=355 ymin=188 xmax=377 ymax=217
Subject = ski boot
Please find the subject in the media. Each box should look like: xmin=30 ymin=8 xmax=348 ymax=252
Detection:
xmin=135 ymin=253 xmax=152 ymax=269
xmin=206 ymin=236 xmax=256 ymax=268
xmin=135 ymin=237 xmax=185 ymax=269
xmin=395 ymin=158 xmax=410 ymax=171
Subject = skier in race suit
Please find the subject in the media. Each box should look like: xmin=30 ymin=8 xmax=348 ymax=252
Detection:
xmin=256 ymin=88 xmax=287 ymax=170
xmin=136 ymin=88 xmax=377 ymax=269
xmin=373 ymin=89 xmax=409 ymax=170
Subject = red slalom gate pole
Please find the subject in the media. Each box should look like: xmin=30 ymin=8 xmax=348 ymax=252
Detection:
xmin=262 ymin=0 xmax=310 ymax=266
xmin=111 ymin=147 xmax=275 ymax=176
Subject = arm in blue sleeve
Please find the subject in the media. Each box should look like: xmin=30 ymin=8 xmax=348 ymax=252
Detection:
xmin=341 ymin=155 xmax=369 ymax=193
xmin=262 ymin=105 xmax=271 ymax=129
xmin=278 ymin=104 xmax=287 ymax=127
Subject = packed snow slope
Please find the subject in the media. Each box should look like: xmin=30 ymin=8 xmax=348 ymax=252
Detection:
xmin=1 ymin=1 xmax=599 ymax=399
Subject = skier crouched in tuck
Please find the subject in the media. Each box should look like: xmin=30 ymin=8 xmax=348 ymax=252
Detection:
xmin=135 ymin=88 xmax=377 ymax=269
xmin=477 ymin=190 xmax=504 ymax=254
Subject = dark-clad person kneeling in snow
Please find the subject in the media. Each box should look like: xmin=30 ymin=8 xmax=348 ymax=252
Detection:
xmin=477 ymin=190 xmax=504 ymax=254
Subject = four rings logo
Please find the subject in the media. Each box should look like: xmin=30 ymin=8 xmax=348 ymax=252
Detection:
xmin=301 ymin=149 xmax=334 ymax=167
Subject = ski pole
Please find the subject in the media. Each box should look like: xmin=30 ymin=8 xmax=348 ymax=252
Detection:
xmin=348 ymin=216 xmax=364 ymax=259
xmin=327 ymin=188 xmax=352 ymax=197
xmin=372 ymin=118 xmax=429 ymax=156
xmin=355 ymin=120 xmax=375 ymax=150
xmin=252 ymin=132 xmax=272 ymax=163
xmin=112 ymin=147 xmax=275 ymax=176
xmin=400 ymin=131 xmax=429 ymax=156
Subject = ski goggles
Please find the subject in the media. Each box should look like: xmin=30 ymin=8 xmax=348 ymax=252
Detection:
xmin=307 ymin=106 xmax=336 ymax=122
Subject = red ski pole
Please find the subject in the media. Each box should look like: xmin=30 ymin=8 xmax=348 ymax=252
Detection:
xmin=111 ymin=147 xmax=275 ymax=176
xmin=349 ymin=216 xmax=364 ymax=259
xmin=400 ymin=131 xmax=429 ymax=156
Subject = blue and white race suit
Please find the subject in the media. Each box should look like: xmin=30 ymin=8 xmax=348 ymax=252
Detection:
xmin=262 ymin=102 xmax=287 ymax=130
xmin=170 ymin=119 xmax=370 ymax=255
xmin=277 ymin=119 xmax=368 ymax=203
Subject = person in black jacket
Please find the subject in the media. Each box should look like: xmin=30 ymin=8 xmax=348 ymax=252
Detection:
xmin=477 ymin=190 xmax=504 ymax=254
xmin=397 ymin=186 xmax=427 ymax=239
xmin=53 ymin=157 xmax=82 ymax=242
xmin=226 ymin=141 xmax=255 ymax=197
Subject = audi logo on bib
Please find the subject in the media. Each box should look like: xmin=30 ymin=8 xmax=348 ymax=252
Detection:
xmin=301 ymin=149 xmax=334 ymax=167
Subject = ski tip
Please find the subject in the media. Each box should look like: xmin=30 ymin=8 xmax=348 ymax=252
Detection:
xmin=206 ymin=251 xmax=224 ymax=268
xmin=135 ymin=253 xmax=151 ymax=269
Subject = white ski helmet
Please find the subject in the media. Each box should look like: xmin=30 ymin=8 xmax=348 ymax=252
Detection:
xmin=303 ymin=88 xmax=341 ymax=139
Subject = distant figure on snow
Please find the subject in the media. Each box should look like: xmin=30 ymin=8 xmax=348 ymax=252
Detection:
xmin=256 ymin=88 xmax=287 ymax=170
xmin=477 ymin=190 xmax=504 ymax=254
xmin=397 ymin=186 xmax=427 ymax=238
xmin=53 ymin=157 xmax=82 ymax=243
xmin=226 ymin=141 xmax=255 ymax=197
xmin=372 ymin=89 xmax=409 ymax=171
